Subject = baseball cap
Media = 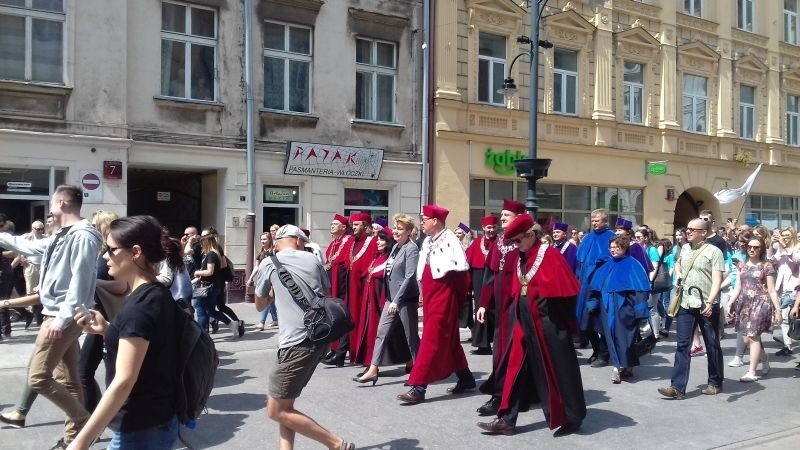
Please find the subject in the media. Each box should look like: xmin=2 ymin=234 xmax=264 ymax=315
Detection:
xmin=275 ymin=224 xmax=308 ymax=242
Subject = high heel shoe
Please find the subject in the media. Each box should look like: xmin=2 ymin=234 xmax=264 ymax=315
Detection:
xmin=352 ymin=374 xmax=378 ymax=386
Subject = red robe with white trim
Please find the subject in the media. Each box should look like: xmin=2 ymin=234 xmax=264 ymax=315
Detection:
xmin=346 ymin=234 xmax=377 ymax=363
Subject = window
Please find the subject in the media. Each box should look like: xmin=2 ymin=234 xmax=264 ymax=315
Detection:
xmin=682 ymin=74 xmax=708 ymax=133
xmin=478 ymin=33 xmax=506 ymax=105
xmin=788 ymin=95 xmax=800 ymax=146
xmin=0 ymin=0 xmax=64 ymax=83
xmin=739 ymin=85 xmax=756 ymax=140
xmin=469 ymin=180 xmax=643 ymax=232
xmin=344 ymin=188 xmax=389 ymax=223
xmin=786 ymin=0 xmax=798 ymax=45
xmin=553 ymin=49 xmax=578 ymax=115
xmin=263 ymin=21 xmax=312 ymax=113
xmin=738 ymin=0 xmax=754 ymax=32
xmin=746 ymin=195 xmax=800 ymax=230
xmin=623 ymin=62 xmax=644 ymax=124
xmin=160 ymin=1 xmax=217 ymax=101
xmin=355 ymin=37 xmax=396 ymax=123
xmin=684 ymin=0 xmax=702 ymax=17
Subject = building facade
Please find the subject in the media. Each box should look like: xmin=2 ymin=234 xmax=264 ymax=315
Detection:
xmin=0 ymin=0 xmax=424 ymax=289
xmin=432 ymin=0 xmax=800 ymax=237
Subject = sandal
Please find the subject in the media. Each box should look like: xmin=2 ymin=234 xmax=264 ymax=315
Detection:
xmin=339 ymin=440 xmax=355 ymax=450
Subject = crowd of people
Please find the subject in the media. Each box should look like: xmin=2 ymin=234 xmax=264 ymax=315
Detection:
xmin=0 ymin=184 xmax=799 ymax=449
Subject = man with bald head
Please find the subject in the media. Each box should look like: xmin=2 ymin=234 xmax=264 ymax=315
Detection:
xmin=658 ymin=217 xmax=725 ymax=400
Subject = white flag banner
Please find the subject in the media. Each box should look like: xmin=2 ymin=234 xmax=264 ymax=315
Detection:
xmin=713 ymin=163 xmax=763 ymax=204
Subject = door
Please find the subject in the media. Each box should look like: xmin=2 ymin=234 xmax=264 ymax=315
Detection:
xmin=30 ymin=201 xmax=48 ymax=223
xmin=262 ymin=207 xmax=299 ymax=232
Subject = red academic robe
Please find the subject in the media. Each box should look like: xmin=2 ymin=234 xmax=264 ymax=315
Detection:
xmin=346 ymin=234 xmax=378 ymax=363
xmin=407 ymin=265 xmax=470 ymax=385
xmin=325 ymin=234 xmax=353 ymax=299
xmin=352 ymin=253 xmax=388 ymax=367
xmin=479 ymin=238 xmax=520 ymax=367
xmin=492 ymin=242 xmax=586 ymax=430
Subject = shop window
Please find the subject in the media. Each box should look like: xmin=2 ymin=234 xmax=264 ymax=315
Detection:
xmin=344 ymin=188 xmax=389 ymax=222
xmin=739 ymin=85 xmax=756 ymax=140
xmin=263 ymin=21 xmax=312 ymax=113
xmin=553 ymin=48 xmax=577 ymax=115
xmin=0 ymin=0 xmax=64 ymax=83
xmin=746 ymin=194 xmax=799 ymax=229
xmin=623 ymin=62 xmax=644 ymax=124
xmin=355 ymin=37 xmax=396 ymax=123
xmin=160 ymin=1 xmax=217 ymax=101
xmin=478 ymin=32 xmax=506 ymax=105
xmin=787 ymin=94 xmax=800 ymax=146
xmin=683 ymin=74 xmax=708 ymax=133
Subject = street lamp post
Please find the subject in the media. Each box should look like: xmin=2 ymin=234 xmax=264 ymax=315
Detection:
xmin=497 ymin=1 xmax=551 ymax=219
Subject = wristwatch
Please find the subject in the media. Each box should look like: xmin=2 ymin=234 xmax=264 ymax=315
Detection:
xmin=2 ymin=300 xmax=9 ymax=308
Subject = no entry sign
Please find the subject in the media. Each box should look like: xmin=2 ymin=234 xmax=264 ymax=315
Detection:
xmin=79 ymin=170 xmax=103 ymax=203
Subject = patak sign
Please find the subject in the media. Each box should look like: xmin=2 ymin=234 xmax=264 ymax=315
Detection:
xmin=285 ymin=142 xmax=384 ymax=179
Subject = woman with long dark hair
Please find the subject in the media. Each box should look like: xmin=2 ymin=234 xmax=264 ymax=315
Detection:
xmin=192 ymin=231 xmax=239 ymax=337
xmin=68 ymin=215 xmax=182 ymax=449
xmin=249 ymin=231 xmax=278 ymax=331
xmin=200 ymin=227 xmax=245 ymax=337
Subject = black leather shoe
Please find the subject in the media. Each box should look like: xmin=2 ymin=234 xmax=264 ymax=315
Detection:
xmin=590 ymin=358 xmax=608 ymax=368
xmin=553 ymin=421 xmax=581 ymax=437
xmin=322 ymin=353 xmax=345 ymax=367
xmin=397 ymin=388 xmax=425 ymax=404
xmin=476 ymin=397 xmax=500 ymax=416
xmin=470 ymin=347 xmax=492 ymax=355
xmin=477 ymin=418 xmax=516 ymax=436
xmin=446 ymin=378 xmax=477 ymax=394
xmin=324 ymin=350 xmax=336 ymax=360
xmin=0 ymin=412 xmax=25 ymax=428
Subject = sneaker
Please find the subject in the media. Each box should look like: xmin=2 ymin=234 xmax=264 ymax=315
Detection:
xmin=727 ymin=357 xmax=744 ymax=367
xmin=739 ymin=372 xmax=759 ymax=383
xmin=237 ymin=320 xmax=246 ymax=337
xmin=775 ymin=346 xmax=792 ymax=356
xmin=254 ymin=322 xmax=264 ymax=331
xmin=266 ymin=321 xmax=279 ymax=329
xmin=228 ymin=321 xmax=238 ymax=338
xmin=689 ymin=345 xmax=705 ymax=357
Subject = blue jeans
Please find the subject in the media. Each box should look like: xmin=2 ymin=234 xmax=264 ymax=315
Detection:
xmin=260 ymin=302 xmax=278 ymax=324
xmin=659 ymin=289 xmax=674 ymax=331
xmin=194 ymin=287 xmax=230 ymax=331
xmin=669 ymin=304 xmax=724 ymax=394
xmin=108 ymin=416 xmax=178 ymax=450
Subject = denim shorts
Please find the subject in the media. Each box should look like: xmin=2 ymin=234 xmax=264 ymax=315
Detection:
xmin=108 ymin=416 xmax=179 ymax=450
xmin=268 ymin=340 xmax=327 ymax=399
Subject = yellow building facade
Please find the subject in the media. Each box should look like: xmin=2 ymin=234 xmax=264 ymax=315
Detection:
xmin=433 ymin=0 xmax=800 ymax=237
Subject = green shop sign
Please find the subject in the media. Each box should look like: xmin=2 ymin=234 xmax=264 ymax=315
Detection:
xmin=485 ymin=148 xmax=525 ymax=176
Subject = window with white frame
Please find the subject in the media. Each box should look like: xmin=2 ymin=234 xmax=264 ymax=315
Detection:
xmin=478 ymin=32 xmax=506 ymax=105
xmin=623 ymin=62 xmax=644 ymax=124
xmin=355 ymin=37 xmax=396 ymax=123
xmin=0 ymin=0 xmax=64 ymax=83
xmin=787 ymin=94 xmax=800 ymax=146
xmin=263 ymin=21 xmax=312 ymax=113
xmin=344 ymin=188 xmax=389 ymax=223
xmin=553 ymin=48 xmax=578 ymax=115
xmin=684 ymin=0 xmax=702 ymax=17
xmin=160 ymin=1 xmax=217 ymax=101
xmin=738 ymin=0 xmax=754 ymax=32
xmin=786 ymin=0 xmax=798 ymax=45
xmin=739 ymin=85 xmax=756 ymax=140
xmin=682 ymin=74 xmax=708 ymax=133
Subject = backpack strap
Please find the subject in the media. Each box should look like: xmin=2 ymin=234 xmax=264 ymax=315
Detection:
xmin=269 ymin=255 xmax=309 ymax=311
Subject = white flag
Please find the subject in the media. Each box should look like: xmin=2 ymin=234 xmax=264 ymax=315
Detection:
xmin=713 ymin=164 xmax=763 ymax=204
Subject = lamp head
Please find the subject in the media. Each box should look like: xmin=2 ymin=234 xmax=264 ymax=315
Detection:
xmin=497 ymin=77 xmax=518 ymax=98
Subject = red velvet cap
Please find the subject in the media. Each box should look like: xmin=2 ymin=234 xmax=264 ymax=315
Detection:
xmin=481 ymin=216 xmax=500 ymax=226
xmin=350 ymin=212 xmax=372 ymax=224
xmin=422 ymin=204 xmax=449 ymax=221
xmin=504 ymin=214 xmax=534 ymax=239
xmin=332 ymin=214 xmax=349 ymax=226
xmin=382 ymin=226 xmax=393 ymax=236
xmin=502 ymin=199 xmax=526 ymax=215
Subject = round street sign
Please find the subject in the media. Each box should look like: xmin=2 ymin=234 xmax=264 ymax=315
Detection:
xmin=82 ymin=172 xmax=101 ymax=191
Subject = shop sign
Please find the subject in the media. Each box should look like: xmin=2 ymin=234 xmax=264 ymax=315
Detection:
xmin=156 ymin=191 xmax=171 ymax=202
xmin=263 ymin=186 xmax=299 ymax=204
xmin=284 ymin=141 xmax=384 ymax=180
xmin=6 ymin=181 xmax=32 ymax=193
xmin=485 ymin=148 xmax=525 ymax=176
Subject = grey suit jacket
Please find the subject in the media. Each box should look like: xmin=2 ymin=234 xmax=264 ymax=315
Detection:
xmin=386 ymin=240 xmax=420 ymax=305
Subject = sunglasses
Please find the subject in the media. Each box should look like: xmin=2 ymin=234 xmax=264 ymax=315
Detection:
xmin=747 ymin=245 xmax=761 ymax=250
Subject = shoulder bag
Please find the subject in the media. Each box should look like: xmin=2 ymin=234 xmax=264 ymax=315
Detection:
xmin=788 ymin=316 xmax=800 ymax=340
xmin=269 ymin=256 xmax=354 ymax=343
xmin=651 ymin=249 xmax=672 ymax=293
xmin=667 ymin=243 xmax=707 ymax=318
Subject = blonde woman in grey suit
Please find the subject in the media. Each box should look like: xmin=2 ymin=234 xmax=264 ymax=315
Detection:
xmin=354 ymin=214 xmax=420 ymax=384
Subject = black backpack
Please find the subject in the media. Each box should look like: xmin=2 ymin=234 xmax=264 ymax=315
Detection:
xmin=174 ymin=305 xmax=218 ymax=430
xmin=221 ymin=256 xmax=234 ymax=283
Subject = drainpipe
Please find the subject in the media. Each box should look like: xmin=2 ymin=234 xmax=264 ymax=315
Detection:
xmin=420 ymin=0 xmax=432 ymax=205
xmin=244 ymin=0 xmax=256 ymax=301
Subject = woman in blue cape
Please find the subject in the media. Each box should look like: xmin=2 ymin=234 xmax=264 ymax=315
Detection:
xmin=590 ymin=236 xmax=651 ymax=384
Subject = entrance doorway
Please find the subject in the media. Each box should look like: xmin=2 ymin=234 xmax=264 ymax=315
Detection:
xmin=127 ymin=169 xmax=203 ymax=236
xmin=0 ymin=199 xmax=49 ymax=233
xmin=673 ymin=187 xmax=720 ymax=230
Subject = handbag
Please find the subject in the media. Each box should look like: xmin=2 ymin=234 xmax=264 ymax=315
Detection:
xmin=192 ymin=281 xmax=213 ymax=299
xmin=270 ymin=256 xmax=354 ymax=343
xmin=788 ymin=317 xmax=800 ymax=340
xmin=651 ymin=251 xmax=672 ymax=293
xmin=667 ymin=243 xmax=707 ymax=318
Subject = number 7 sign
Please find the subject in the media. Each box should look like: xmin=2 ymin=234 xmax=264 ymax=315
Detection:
xmin=103 ymin=160 xmax=123 ymax=180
